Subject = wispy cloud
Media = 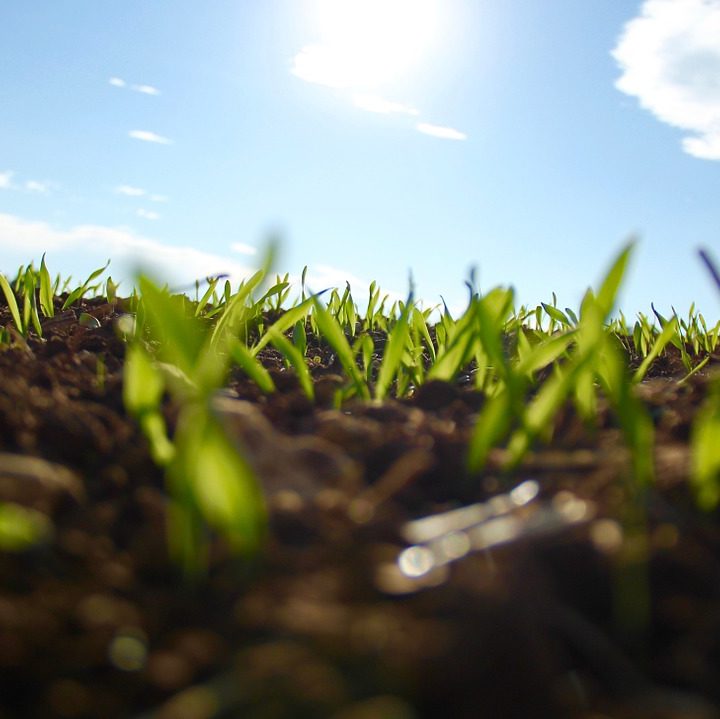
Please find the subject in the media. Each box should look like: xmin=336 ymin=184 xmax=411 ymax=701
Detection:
xmin=132 ymin=84 xmax=160 ymax=96
xmin=612 ymin=0 xmax=720 ymax=160
xmin=1 ymin=172 xmax=56 ymax=193
xmin=115 ymin=186 xmax=168 ymax=202
xmin=136 ymin=208 xmax=160 ymax=221
xmin=109 ymin=77 xmax=161 ymax=95
xmin=0 ymin=212 xmax=257 ymax=287
xmin=416 ymin=122 xmax=467 ymax=141
xmin=129 ymin=130 xmax=172 ymax=145
xmin=116 ymin=185 xmax=146 ymax=197
xmin=351 ymin=93 xmax=419 ymax=115
xmin=25 ymin=180 xmax=49 ymax=193
xmin=230 ymin=242 xmax=257 ymax=256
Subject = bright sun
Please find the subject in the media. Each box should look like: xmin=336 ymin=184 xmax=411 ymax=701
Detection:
xmin=296 ymin=0 xmax=439 ymax=90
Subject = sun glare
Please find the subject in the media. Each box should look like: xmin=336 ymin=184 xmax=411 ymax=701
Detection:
xmin=300 ymin=0 xmax=439 ymax=90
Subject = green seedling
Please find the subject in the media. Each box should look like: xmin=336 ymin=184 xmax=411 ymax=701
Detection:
xmin=62 ymin=260 xmax=111 ymax=310
xmin=124 ymin=271 xmax=269 ymax=574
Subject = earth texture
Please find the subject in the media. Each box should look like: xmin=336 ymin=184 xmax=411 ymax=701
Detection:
xmin=1 ymin=295 xmax=720 ymax=718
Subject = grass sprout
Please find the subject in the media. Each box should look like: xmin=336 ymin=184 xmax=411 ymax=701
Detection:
xmin=4 ymin=242 xmax=720 ymax=571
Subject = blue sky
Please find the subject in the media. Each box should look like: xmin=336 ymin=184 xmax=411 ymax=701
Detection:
xmin=1 ymin=0 xmax=719 ymax=319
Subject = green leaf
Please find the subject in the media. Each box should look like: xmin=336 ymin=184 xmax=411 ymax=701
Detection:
xmin=268 ymin=328 xmax=314 ymax=401
xmin=542 ymin=302 xmax=571 ymax=327
xmin=0 ymin=273 xmax=26 ymax=336
xmin=138 ymin=276 xmax=209 ymax=382
xmin=39 ymin=253 xmax=54 ymax=318
xmin=174 ymin=410 xmax=266 ymax=553
xmin=292 ymin=319 xmax=307 ymax=358
xmin=632 ymin=318 xmax=678 ymax=383
xmin=252 ymin=295 xmax=315 ymax=355
xmin=467 ymin=389 xmax=511 ymax=472
xmin=375 ymin=291 xmax=413 ymax=400
xmin=312 ymin=296 xmax=369 ymax=399
xmin=123 ymin=343 xmax=165 ymax=413
xmin=228 ymin=338 xmax=277 ymax=395
xmin=61 ymin=260 xmax=110 ymax=309
xmin=595 ymin=242 xmax=634 ymax=320
xmin=515 ymin=330 xmax=575 ymax=377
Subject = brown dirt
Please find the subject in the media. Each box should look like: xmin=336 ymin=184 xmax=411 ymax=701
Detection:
xmin=1 ymin=297 xmax=720 ymax=718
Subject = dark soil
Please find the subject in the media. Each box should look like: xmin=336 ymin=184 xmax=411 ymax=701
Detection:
xmin=1 ymin=298 xmax=720 ymax=718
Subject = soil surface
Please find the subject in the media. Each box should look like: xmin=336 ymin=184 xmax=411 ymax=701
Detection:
xmin=1 ymin=297 xmax=720 ymax=718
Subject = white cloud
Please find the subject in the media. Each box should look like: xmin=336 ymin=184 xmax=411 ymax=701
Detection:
xmin=132 ymin=84 xmax=160 ymax=96
xmin=136 ymin=208 xmax=160 ymax=221
xmin=128 ymin=130 xmax=172 ymax=145
xmin=116 ymin=187 xmax=168 ymax=202
xmin=416 ymin=122 xmax=467 ymax=141
xmin=116 ymin=185 xmax=146 ymax=197
xmin=0 ymin=212 xmax=256 ymax=288
xmin=351 ymin=93 xmax=419 ymax=115
xmin=230 ymin=242 xmax=257 ymax=256
xmin=110 ymin=77 xmax=160 ymax=95
xmin=25 ymin=180 xmax=48 ymax=193
xmin=612 ymin=0 xmax=720 ymax=160
xmin=0 ymin=171 xmax=13 ymax=189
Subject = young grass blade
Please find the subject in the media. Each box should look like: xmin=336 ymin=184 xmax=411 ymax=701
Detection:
xmin=301 ymin=265 xmax=308 ymax=301
xmin=194 ymin=276 xmax=223 ymax=317
xmin=514 ymin=330 xmax=575 ymax=378
xmin=171 ymin=407 xmax=266 ymax=555
xmin=292 ymin=319 xmax=307 ymax=358
xmin=267 ymin=328 xmax=315 ymax=401
xmin=650 ymin=303 xmax=669 ymax=329
xmin=21 ymin=268 xmax=42 ymax=338
xmin=374 ymin=289 xmax=413 ymax=401
xmin=38 ymin=253 xmax=54 ymax=318
xmin=542 ymin=302 xmax=571 ymax=328
xmin=311 ymin=295 xmax=370 ymax=400
xmin=209 ymin=268 xmax=266 ymax=349
xmin=138 ymin=276 xmax=208 ymax=382
xmin=598 ymin=337 xmax=654 ymax=487
xmin=123 ymin=343 xmax=175 ymax=465
xmin=227 ymin=338 xmax=276 ymax=395
xmin=61 ymin=260 xmax=110 ymax=309
xmin=467 ymin=388 xmax=512 ymax=472
xmin=632 ymin=318 xmax=678 ymax=383
xmin=354 ymin=333 xmax=375 ymax=383
xmin=251 ymin=295 xmax=316 ymax=355
xmin=0 ymin=274 xmax=24 ymax=336
xmin=678 ymin=355 xmax=711 ymax=386
xmin=505 ymin=359 xmax=591 ymax=467
xmin=413 ymin=307 xmax=436 ymax=362
xmin=595 ymin=241 xmax=634 ymax=320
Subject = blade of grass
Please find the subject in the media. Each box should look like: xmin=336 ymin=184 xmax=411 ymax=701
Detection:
xmin=311 ymin=295 xmax=370 ymax=400
xmin=0 ymin=274 xmax=24 ymax=336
